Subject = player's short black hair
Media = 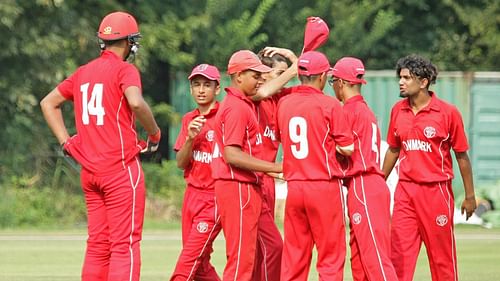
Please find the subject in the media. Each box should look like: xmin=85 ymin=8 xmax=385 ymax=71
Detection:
xmin=257 ymin=49 xmax=291 ymax=68
xmin=298 ymin=74 xmax=320 ymax=84
xmin=396 ymin=54 xmax=438 ymax=86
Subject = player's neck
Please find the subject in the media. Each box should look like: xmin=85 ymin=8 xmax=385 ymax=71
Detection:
xmin=409 ymin=90 xmax=432 ymax=113
xmin=198 ymin=101 xmax=216 ymax=115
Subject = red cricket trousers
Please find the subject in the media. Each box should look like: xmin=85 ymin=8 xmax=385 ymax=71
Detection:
xmin=215 ymin=180 xmax=262 ymax=281
xmin=391 ymin=180 xmax=457 ymax=281
xmin=170 ymin=185 xmax=222 ymax=281
xmin=252 ymin=175 xmax=283 ymax=281
xmin=347 ymin=173 xmax=398 ymax=281
xmin=80 ymin=157 xmax=145 ymax=281
xmin=281 ymin=180 xmax=346 ymax=281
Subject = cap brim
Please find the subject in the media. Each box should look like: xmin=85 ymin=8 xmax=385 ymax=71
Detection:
xmin=188 ymin=72 xmax=220 ymax=82
xmin=249 ymin=64 xmax=272 ymax=73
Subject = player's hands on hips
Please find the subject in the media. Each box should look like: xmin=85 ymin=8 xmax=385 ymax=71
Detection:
xmin=141 ymin=129 xmax=161 ymax=153
xmin=187 ymin=116 xmax=206 ymax=140
xmin=461 ymin=196 xmax=477 ymax=220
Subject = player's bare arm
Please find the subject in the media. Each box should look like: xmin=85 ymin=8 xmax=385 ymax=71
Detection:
xmin=455 ymin=151 xmax=477 ymax=220
xmin=124 ymin=86 xmax=160 ymax=136
xmin=224 ymin=145 xmax=282 ymax=173
xmin=40 ymin=88 xmax=70 ymax=145
xmin=336 ymin=143 xmax=354 ymax=156
xmin=382 ymin=146 xmax=400 ymax=180
xmin=175 ymin=116 xmax=206 ymax=169
xmin=254 ymin=47 xmax=298 ymax=101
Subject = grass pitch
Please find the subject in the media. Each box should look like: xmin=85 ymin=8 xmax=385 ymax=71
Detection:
xmin=0 ymin=225 xmax=499 ymax=281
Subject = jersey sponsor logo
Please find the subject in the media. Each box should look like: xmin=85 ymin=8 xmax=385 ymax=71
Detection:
xmin=263 ymin=126 xmax=276 ymax=141
xmin=206 ymin=130 xmax=214 ymax=142
xmin=196 ymin=222 xmax=209 ymax=233
xmin=193 ymin=150 xmax=212 ymax=164
xmin=436 ymin=214 xmax=448 ymax=227
xmin=402 ymin=139 xmax=432 ymax=152
xmin=424 ymin=126 xmax=436 ymax=138
xmin=352 ymin=212 xmax=362 ymax=225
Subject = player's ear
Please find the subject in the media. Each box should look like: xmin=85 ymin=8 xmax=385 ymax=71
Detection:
xmin=215 ymin=83 xmax=221 ymax=96
xmin=420 ymin=77 xmax=429 ymax=89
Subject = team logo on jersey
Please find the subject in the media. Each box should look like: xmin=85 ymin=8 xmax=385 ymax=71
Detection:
xmin=103 ymin=26 xmax=112 ymax=35
xmin=206 ymin=130 xmax=214 ymax=142
xmin=436 ymin=215 xmax=448 ymax=227
xmin=197 ymin=222 xmax=209 ymax=233
xmin=352 ymin=213 xmax=362 ymax=225
xmin=424 ymin=126 xmax=436 ymax=138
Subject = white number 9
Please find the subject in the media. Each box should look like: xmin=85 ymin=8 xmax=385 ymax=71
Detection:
xmin=289 ymin=116 xmax=309 ymax=159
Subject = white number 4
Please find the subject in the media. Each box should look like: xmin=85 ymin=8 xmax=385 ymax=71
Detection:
xmin=81 ymin=83 xmax=105 ymax=125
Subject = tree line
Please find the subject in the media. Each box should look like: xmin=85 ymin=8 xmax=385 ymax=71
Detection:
xmin=0 ymin=0 xmax=498 ymax=192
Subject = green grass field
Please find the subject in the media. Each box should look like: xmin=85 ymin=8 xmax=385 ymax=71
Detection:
xmin=1 ymin=225 xmax=499 ymax=281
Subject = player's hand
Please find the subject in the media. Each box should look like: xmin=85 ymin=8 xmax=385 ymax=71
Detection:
xmin=461 ymin=196 xmax=477 ymax=220
xmin=266 ymin=172 xmax=285 ymax=181
xmin=187 ymin=116 xmax=206 ymax=140
xmin=61 ymin=139 xmax=72 ymax=157
xmin=262 ymin=47 xmax=298 ymax=64
xmin=141 ymin=129 xmax=161 ymax=153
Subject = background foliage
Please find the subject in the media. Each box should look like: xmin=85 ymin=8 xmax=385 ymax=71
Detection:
xmin=0 ymin=0 xmax=498 ymax=226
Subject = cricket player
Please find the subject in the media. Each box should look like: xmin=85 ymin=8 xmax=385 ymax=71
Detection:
xmin=170 ymin=64 xmax=222 ymax=281
xmin=211 ymin=50 xmax=283 ymax=281
xmin=276 ymin=51 xmax=354 ymax=281
xmin=330 ymin=57 xmax=398 ymax=281
xmin=249 ymin=46 xmax=299 ymax=281
xmin=382 ymin=54 xmax=477 ymax=281
xmin=40 ymin=11 xmax=161 ymax=281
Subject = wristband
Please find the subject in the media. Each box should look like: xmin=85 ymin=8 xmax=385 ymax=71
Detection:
xmin=149 ymin=129 xmax=161 ymax=143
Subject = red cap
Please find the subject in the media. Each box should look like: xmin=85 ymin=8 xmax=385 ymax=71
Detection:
xmin=188 ymin=64 xmax=221 ymax=83
xmin=302 ymin=16 xmax=330 ymax=54
xmin=297 ymin=51 xmax=331 ymax=76
xmin=332 ymin=57 xmax=367 ymax=84
xmin=227 ymin=50 xmax=272 ymax=74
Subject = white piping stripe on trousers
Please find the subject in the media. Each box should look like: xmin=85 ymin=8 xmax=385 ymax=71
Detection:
xmin=353 ymin=175 xmax=388 ymax=281
xmin=438 ymin=182 xmax=458 ymax=281
xmin=127 ymin=158 xmax=141 ymax=281
xmin=234 ymin=183 xmax=251 ymax=281
xmin=338 ymin=179 xmax=347 ymax=228
xmin=186 ymin=207 xmax=221 ymax=281
xmin=257 ymin=233 xmax=269 ymax=281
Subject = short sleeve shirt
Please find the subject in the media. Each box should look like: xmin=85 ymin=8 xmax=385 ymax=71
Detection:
xmin=343 ymin=95 xmax=384 ymax=177
xmin=276 ymin=85 xmax=353 ymax=180
xmin=174 ymin=103 xmax=219 ymax=190
xmin=386 ymin=92 xmax=469 ymax=183
xmin=254 ymin=88 xmax=292 ymax=162
xmin=57 ymin=50 xmax=143 ymax=174
xmin=211 ymin=87 xmax=265 ymax=184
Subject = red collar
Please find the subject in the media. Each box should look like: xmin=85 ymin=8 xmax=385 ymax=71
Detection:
xmin=401 ymin=91 xmax=441 ymax=112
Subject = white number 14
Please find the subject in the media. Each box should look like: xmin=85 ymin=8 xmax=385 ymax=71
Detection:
xmin=81 ymin=83 xmax=105 ymax=125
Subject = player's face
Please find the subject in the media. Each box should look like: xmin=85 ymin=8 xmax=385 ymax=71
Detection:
xmin=262 ymin=61 xmax=288 ymax=81
xmin=398 ymin=68 xmax=424 ymax=98
xmin=239 ymin=70 xmax=265 ymax=96
xmin=190 ymin=76 xmax=219 ymax=106
xmin=330 ymin=77 xmax=342 ymax=101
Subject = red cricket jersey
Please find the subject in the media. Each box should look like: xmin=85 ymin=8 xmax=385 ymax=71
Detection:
xmin=276 ymin=85 xmax=353 ymax=180
xmin=343 ymin=95 xmax=384 ymax=177
xmin=386 ymin=91 xmax=469 ymax=183
xmin=58 ymin=50 xmax=143 ymax=174
xmin=174 ymin=103 xmax=219 ymax=191
xmin=211 ymin=87 xmax=265 ymax=184
xmin=254 ymin=89 xmax=290 ymax=162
